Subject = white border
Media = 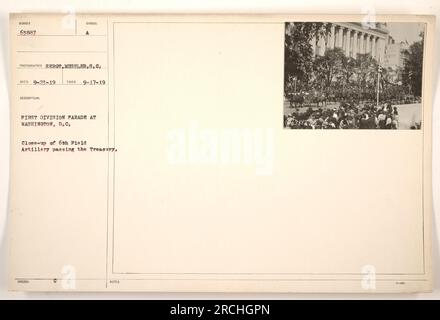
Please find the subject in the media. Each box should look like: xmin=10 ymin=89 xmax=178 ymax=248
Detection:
xmin=0 ymin=0 xmax=439 ymax=299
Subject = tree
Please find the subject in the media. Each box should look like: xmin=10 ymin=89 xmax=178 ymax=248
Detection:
xmin=354 ymin=53 xmax=377 ymax=101
xmin=337 ymin=54 xmax=357 ymax=101
xmin=402 ymin=32 xmax=424 ymax=97
xmin=284 ymin=22 xmax=331 ymax=94
xmin=313 ymin=48 xmax=344 ymax=87
xmin=312 ymin=48 xmax=345 ymax=102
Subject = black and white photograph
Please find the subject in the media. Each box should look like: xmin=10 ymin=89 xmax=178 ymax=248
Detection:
xmin=283 ymin=22 xmax=425 ymax=129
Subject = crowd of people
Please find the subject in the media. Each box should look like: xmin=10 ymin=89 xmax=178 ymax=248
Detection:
xmin=283 ymin=102 xmax=408 ymax=129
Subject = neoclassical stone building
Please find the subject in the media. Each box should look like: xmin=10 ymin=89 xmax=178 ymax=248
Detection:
xmin=310 ymin=22 xmax=390 ymax=62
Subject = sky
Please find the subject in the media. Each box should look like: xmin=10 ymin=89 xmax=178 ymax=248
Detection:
xmin=386 ymin=22 xmax=425 ymax=44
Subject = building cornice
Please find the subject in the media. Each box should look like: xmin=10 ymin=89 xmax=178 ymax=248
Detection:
xmin=333 ymin=22 xmax=389 ymax=39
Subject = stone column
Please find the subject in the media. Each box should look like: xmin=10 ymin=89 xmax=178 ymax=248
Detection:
xmin=353 ymin=31 xmax=358 ymax=58
xmin=371 ymin=36 xmax=376 ymax=59
xmin=345 ymin=29 xmax=351 ymax=57
xmin=366 ymin=35 xmax=371 ymax=54
xmin=329 ymin=24 xmax=336 ymax=49
xmin=310 ymin=36 xmax=316 ymax=56
xmin=359 ymin=33 xmax=364 ymax=54
xmin=337 ymin=26 xmax=344 ymax=48
xmin=318 ymin=36 xmax=326 ymax=55
xmin=362 ymin=34 xmax=366 ymax=54
xmin=377 ymin=38 xmax=384 ymax=62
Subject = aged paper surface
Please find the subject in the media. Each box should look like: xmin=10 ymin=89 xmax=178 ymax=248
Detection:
xmin=8 ymin=13 xmax=434 ymax=292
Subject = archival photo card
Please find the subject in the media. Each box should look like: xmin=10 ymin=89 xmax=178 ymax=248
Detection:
xmin=283 ymin=22 xmax=425 ymax=130
xmin=8 ymin=14 xmax=434 ymax=293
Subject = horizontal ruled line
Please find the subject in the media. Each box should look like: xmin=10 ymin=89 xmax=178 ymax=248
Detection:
xmin=16 ymin=84 xmax=107 ymax=86
xmin=17 ymin=34 xmax=107 ymax=37
xmin=16 ymin=50 xmax=107 ymax=53
xmin=16 ymin=67 xmax=108 ymax=69
xmin=14 ymin=277 xmax=429 ymax=282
